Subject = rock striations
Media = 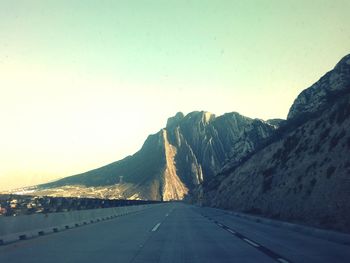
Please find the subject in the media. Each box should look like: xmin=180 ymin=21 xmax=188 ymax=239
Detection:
xmin=202 ymin=54 xmax=350 ymax=233
xmin=36 ymin=111 xmax=277 ymax=201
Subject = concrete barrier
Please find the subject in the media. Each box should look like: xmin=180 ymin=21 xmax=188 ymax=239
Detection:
xmin=0 ymin=204 xmax=161 ymax=245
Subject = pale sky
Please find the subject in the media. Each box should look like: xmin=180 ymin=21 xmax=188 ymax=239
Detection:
xmin=1 ymin=0 xmax=349 ymax=191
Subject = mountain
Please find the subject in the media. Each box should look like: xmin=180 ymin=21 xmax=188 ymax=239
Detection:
xmin=288 ymin=54 xmax=350 ymax=120
xmin=34 ymin=111 xmax=278 ymax=201
xmin=200 ymin=54 xmax=350 ymax=232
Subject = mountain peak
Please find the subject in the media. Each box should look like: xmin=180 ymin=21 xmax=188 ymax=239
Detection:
xmin=201 ymin=111 xmax=215 ymax=123
xmin=185 ymin=111 xmax=215 ymax=124
xmin=166 ymin=112 xmax=185 ymax=128
xmin=287 ymin=54 xmax=350 ymax=120
xmin=335 ymin=54 xmax=350 ymax=68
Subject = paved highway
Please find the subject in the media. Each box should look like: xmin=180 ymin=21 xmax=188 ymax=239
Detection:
xmin=1 ymin=203 xmax=349 ymax=263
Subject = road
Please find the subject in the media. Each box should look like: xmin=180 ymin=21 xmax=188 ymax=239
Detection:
xmin=1 ymin=203 xmax=349 ymax=263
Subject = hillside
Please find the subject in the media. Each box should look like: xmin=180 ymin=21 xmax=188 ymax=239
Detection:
xmin=201 ymin=54 xmax=350 ymax=232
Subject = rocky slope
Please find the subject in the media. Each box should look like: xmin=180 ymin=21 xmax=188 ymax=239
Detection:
xmin=35 ymin=111 xmax=277 ymax=201
xmin=288 ymin=54 xmax=350 ymax=120
xmin=202 ymin=54 xmax=350 ymax=232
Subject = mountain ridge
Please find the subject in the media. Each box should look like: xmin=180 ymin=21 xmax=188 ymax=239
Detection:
xmin=35 ymin=111 xmax=278 ymax=200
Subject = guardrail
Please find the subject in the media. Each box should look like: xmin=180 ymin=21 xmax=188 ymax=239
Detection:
xmin=0 ymin=194 xmax=162 ymax=216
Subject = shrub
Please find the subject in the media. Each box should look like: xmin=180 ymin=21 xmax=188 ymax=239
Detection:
xmin=284 ymin=134 xmax=299 ymax=152
xmin=326 ymin=166 xmax=336 ymax=179
xmin=312 ymin=143 xmax=321 ymax=154
xmin=314 ymin=119 xmax=323 ymax=129
xmin=336 ymin=103 xmax=350 ymax=125
xmin=310 ymin=178 xmax=317 ymax=187
xmin=262 ymin=167 xmax=275 ymax=177
xmin=319 ymin=127 xmax=331 ymax=141
xmin=345 ymin=161 xmax=350 ymax=168
xmin=298 ymin=184 xmax=303 ymax=192
xmin=329 ymin=130 xmax=346 ymax=151
xmin=306 ymin=161 xmax=317 ymax=173
xmin=262 ymin=176 xmax=273 ymax=193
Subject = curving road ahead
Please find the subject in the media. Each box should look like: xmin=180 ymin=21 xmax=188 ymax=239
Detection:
xmin=1 ymin=203 xmax=349 ymax=263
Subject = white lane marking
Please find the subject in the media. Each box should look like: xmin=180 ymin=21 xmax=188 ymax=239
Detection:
xmin=243 ymin=238 xmax=260 ymax=247
xmin=152 ymin=223 xmax=161 ymax=232
xmin=227 ymin=229 xmax=236 ymax=234
xmin=277 ymin=258 xmax=290 ymax=263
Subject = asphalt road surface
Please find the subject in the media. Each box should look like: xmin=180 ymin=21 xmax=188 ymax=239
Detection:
xmin=1 ymin=203 xmax=349 ymax=263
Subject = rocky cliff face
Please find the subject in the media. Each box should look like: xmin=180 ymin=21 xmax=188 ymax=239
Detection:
xmin=36 ymin=111 xmax=277 ymax=201
xmin=288 ymin=54 xmax=350 ymax=120
xmin=202 ymin=54 xmax=350 ymax=233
